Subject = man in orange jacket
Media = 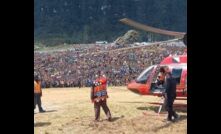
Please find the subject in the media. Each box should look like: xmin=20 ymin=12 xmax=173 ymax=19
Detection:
xmin=91 ymin=73 xmax=112 ymax=121
xmin=34 ymin=76 xmax=46 ymax=113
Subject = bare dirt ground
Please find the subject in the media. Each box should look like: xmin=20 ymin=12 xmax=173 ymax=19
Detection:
xmin=34 ymin=86 xmax=187 ymax=134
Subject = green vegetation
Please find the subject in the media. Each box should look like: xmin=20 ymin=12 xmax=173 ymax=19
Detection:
xmin=34 ymin=0 xmax=186 ymax=46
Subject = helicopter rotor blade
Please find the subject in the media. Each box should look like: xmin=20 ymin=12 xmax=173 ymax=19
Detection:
xmin=119 ymin=18 xmax=185 ymax=38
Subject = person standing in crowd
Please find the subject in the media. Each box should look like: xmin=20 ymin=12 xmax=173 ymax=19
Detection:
xmin=90 ymin=72 xmax=112 ymax=122
xmin=34 ymin=44 xmax=185 ymax=88
xmin=34 ymin=76 xmax=46 ymax=113
xmin=163 ymin=66 xmax=179 ymax=122
xmin=78 ymin=78 xmax=81 ymax=88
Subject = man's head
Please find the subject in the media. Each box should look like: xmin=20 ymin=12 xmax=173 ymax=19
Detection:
xmin=97 ymin=70 xmax=101 ymax=76
xmin=34 ymin=75 xmax=40 ymax=82
xmin=164 ymin=66 xmax=170 ymax=73
xmin=97 ymin=70 xmax=105 ymax=77
xmin=159 ymin=67 xmax=166 ymax=73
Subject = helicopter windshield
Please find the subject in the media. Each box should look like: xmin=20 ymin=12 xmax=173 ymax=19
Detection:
xmin=136 ymin=65 xmax=155 ymax=84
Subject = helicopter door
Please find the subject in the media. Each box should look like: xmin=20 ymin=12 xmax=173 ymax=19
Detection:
xmin=171 ymin=68 xmax=182 ymax=84
xmin=150 ymin=70 xmax=166 ymax=93
xmin=150 ymin=65 xmax=167 ymax=93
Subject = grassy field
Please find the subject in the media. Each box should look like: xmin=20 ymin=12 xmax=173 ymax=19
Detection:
xmin=34 ymin=86 xmax=187 ymax=134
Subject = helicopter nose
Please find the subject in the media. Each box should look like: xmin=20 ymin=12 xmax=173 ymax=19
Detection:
xmin=127 ymin=82 xmax=141 ymax=95
xmin=128 ymin=87 xmax=140 ymax=94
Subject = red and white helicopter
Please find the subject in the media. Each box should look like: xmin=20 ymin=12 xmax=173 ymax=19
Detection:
xmin=127 ymin=53 xmax=187 ymax=98
xmin=120 ymin=18 xmax=187 ymax=113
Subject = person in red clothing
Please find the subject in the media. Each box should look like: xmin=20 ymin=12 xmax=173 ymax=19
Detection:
xmin=91 ymin=72 xmax=112 ymax=121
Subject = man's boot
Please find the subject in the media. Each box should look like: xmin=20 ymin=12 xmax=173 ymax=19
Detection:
xmin=39 ymin=108 xmax=46 ymax=113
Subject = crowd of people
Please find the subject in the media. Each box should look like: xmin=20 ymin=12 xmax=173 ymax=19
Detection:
xmin=34 ymin=41 xmax=186 ymax=88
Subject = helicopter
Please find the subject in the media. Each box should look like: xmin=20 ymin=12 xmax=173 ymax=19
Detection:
xmin=119 ymin=18 xmax=187 ymax=96
xmin=119 ymin=18 xmax=187 ymax=113
xmin=127 ymin=54 xmax=187 ymax=97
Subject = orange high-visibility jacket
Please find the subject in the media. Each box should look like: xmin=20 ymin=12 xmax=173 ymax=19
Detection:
xmin=93 ymin=77 xmax=108 ymax=101
xmin=34 ymin=81 xmax=42 ymax=94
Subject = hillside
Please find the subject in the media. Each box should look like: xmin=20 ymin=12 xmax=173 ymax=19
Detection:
xmin=34 ymin=0 xmax=187 ymax=46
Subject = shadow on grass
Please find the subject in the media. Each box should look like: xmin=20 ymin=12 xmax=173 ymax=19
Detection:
xmin=35 ymin=110 xmax=57 ymax=114
xmin=137 ymin=105 xmax=187 ymax=113
xmin=137 ymin=106 xmax=165 ymax=112
xmin=45 ymin=110 xmax=57 ymax=113
xmin=99 ymin=116 xmax=124 ymax=122
xmin=152 ymin=115 xmax=187 ymax=132
xmin=110 ymin=116 xmax=124 ymax=122
xmin=34 ymin=122 xmax=51 ymax=127
xmin=118 ymin=101 xmax=146 ymax=104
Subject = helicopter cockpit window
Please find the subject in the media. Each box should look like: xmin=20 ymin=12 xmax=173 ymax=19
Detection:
xmin=136 ymin=66 xmax=154 ymax=84
xmin=172 ymin=68 xmax=182 ymax=84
